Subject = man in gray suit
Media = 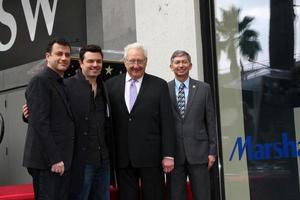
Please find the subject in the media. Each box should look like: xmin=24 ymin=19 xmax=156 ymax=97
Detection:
xmin=167 ymin=50 xmax=217 ymax=200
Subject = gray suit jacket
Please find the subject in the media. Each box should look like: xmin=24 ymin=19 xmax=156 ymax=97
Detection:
xmin=168 ymin=78 xmax=217 ymax=165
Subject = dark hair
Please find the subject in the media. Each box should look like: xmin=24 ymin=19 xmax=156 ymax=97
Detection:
xmin=170 ymin=50 xmax=191 ymax=63
xmin=46 ymin=38 xmax=71 ymax=53
xmin=79 ymin=44 xmax=103 ymax=62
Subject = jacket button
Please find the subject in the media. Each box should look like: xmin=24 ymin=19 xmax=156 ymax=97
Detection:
xmin=98 ymin=146 xmax=101 ymax=150
xmin=85 ymin=116 xmax=88 ymax=120
xmin=82 ymin=147 xmax=86 ymax=151
xmin=83 ymin=132 xmax=88 ymax=136
xmin=129 ymin=118 xmax=132 ymax=122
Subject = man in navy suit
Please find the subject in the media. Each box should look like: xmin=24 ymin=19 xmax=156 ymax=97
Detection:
xmin=106 ymin=43 xmax=176 ymax=200
xmin=23 ymin=39 xmax=75 ymax=200
xmin=167 ymin=50 xmax=217 ymax=200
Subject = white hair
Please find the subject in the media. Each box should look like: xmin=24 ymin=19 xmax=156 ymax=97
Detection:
xmin=123 ymin=42 xmax=148 ymax=59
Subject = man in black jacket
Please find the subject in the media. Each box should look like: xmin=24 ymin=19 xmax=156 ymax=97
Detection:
xmin=23 ymin=38 xmax=75 ymax=200
xmin=65 ymin=45 xmax=113 ymax=200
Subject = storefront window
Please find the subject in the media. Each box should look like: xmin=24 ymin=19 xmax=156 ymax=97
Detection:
xmin=215 ymin=0 xmax=300 ymax=199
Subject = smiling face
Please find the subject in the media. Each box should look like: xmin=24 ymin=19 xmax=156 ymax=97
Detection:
xmin=80 ymin=51 xmax=103 ymax=80
xmin=46 ymin=43 xmax=71 ymax=76
xmin=124 ymin=48 xmax=147 ymax=79
xmin=170 ymin=55 xmax=192 ymax=81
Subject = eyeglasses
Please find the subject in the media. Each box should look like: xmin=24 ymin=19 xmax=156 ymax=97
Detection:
xmin=125 ymin=59 xmax=146 ymax=65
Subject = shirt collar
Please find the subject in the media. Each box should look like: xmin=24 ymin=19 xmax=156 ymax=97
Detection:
xmin=46 ymin=66 xmax=64 ymax=83
xmin=125 ymin=72 xmax=144 ymax=83
xmin=175 ymin=77 xmax=190 ymax=89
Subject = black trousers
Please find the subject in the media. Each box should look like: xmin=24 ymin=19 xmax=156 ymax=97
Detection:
xmin=117 ymin=165 xmax=165 ymax=200
xmin=167 ymin=163 xmax=210 ymax=200
xmin=28 ymin=168 xmax=71 ymax=200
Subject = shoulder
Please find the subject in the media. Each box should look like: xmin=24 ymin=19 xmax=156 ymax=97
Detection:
xmin=26 ymin=70 xmax=53 ymax=96
xmin=105 ymin=73 xmax=125 ymax=85
xmin=191 ymin=78 xmax=210 ymax=89
xmin=143 ymin=74 xmax=169 ymax=95
xmin=168 ymin=79 xmax=175 ymax=86
xmin=28 ymin=69 xmax=49 ymax=87
xmin=144 ymin=73 xmax=167 ymax=85
xmin=64 ymin=76 xmax=78 ymax=95
xmin=101 ymin=80 xmax=108 ymax=89
xmin=64 ymin=75 xmax=77 ymax=85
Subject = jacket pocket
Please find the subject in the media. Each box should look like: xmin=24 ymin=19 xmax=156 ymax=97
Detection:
xmin=194 ymin=129 xmax=208 ymax=140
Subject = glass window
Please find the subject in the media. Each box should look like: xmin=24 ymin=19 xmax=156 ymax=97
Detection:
xmin=215 ymin=0 xmax=300 ymax=199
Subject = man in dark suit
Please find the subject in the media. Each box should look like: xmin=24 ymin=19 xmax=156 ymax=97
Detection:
xmin=65 ymin=45 xmax=113 ymax=200
xmin=23 ymin=39 xmax=75 ymax=200
xmin=106 ymin=42 xmax=176 ymax=200
xmin=168 ymin=50 xmax=217 ymax=200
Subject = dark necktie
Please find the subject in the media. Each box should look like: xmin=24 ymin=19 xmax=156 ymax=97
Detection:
xmin=177 ymin=83 xmax=185 ymax=118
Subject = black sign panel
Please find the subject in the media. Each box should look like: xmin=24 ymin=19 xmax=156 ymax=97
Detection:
xmin=64 ymin=59 xmax=126 ymax=81
xmin=0 ymin=0 xmax=86 ymax=70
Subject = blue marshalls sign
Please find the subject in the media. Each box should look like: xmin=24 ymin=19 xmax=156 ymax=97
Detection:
xmin=229 ymin=133 xmax=300 ymax=161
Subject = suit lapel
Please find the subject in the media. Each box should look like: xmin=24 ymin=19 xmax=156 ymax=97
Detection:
xmin=50 ymin=79 xmax=73 ymax=118
xmin=43 ymin=68 xmax=73 ymax=118
xmin=130 ymin=74 xmax=148 ymax=112
xmin=185 ymin=78 xmax=198 ymax=117
xmin=102 ymin=81 xmax=111 ymax=117
xmin=118 ymin=74 xmax=128 ymax=114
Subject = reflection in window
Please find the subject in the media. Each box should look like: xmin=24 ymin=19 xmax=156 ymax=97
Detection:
xmin=216 ymin=6 xmax=261 ymax=76
xmin=215 ymin=0 xmax=300 ymax=199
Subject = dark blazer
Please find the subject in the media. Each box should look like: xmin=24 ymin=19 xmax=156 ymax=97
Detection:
xmin=168 ymin=78 xmax=217 ymax=165
xmin=23 ymin=67 xmax=75 ymax=171
xmin=64 ymin=70 xmax=114 ymax=193
xmin=106 ymin=73 xmax=175 ymax=168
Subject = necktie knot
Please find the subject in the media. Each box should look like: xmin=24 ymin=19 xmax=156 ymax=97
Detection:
xmin=179 ymin=83 xmax=185 ymax=90
xmin=130 ymin=79 xmax=136 ymax=85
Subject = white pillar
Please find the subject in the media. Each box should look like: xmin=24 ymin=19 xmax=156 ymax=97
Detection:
xmin=134 ymin=0 xmax=204 ymax=81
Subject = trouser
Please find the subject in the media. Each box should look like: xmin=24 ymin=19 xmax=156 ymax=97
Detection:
xmin=168 ymin=163 xmax=211 ymax=200
xmin=118 ymin=165 xmax=165 ymax=200
xmin=76 ymin=163 xmax=110 ymax=200
xmin=28 ymin=168 xmax=71 ymax=200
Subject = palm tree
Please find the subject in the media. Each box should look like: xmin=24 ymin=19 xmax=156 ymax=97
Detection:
xmin=215 ymin=6 xmax=261 ymax=75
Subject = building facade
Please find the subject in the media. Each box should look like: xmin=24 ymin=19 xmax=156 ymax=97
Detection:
xmin=1 ymin=0 xmax=300 ymax=199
